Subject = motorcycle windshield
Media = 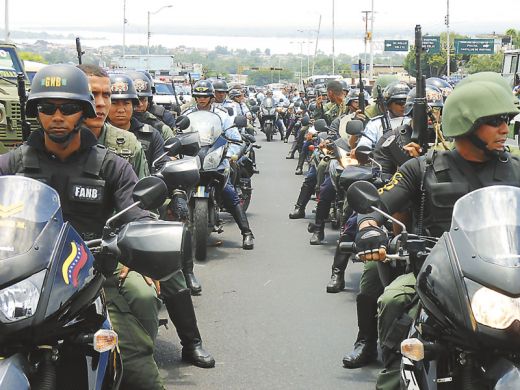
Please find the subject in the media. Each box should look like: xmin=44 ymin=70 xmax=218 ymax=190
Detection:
xmin=452 ymin=186 xmax=520 ymax=267
xmin=186 ymin=111 xmax=223 ymax=146
xmin=0 ymin=176 xmax=60 ymax=260
xmin=262 ymin=98 xmax=274 ymax=109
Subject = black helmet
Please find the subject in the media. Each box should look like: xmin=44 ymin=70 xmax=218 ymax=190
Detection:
xmin=126 ymin=70 xmax=153 ymax=97
xmin=229 ymin=89 xmax=242 ymax=99
xmin=404 ymin=85 xmax=444 ymax=116
xmin=108 ymin=72 xmax=139 ymax=105
xmin=425 ymin=77 xmax=453 ymax=101
xmin=346 ymin=88 xmax=370 ymax=106
xmin=141 ymin=71 xmax=156 ymax=94
xmin=213 ymin=79 xmax=229 ymax=92
xmin=383 ymin=81 xmax=411 ymax=103
xmin=339 ymin=80 xmax=350 ymax=92
xmin=248 ymin=98 xmax=257 ymax=106
xmin=192 ymin=80 xmax=215 ymax=97
xmin=27 ymin=64 xmax=96 ymax=118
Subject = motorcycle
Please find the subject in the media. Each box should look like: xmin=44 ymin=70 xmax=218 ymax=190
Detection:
xmin=346 ymin=182 xmax=520 ymax=390
xmin=0 ymin=175 xmax=184 ymax=389
xmin=228 ymin=130 xmax=261 ymax=212
xmin=184 ymin=110 xmax=232 ymax=261
xmin=260 ymin=97 xmax=277 ymax=142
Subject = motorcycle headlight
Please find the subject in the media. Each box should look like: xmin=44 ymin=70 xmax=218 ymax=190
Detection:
xmin=203 ymin=145 xmax=225 ymax=170
xmin=0 ymin=269 xmax=45 ymax=322
xmin=471 ymin=286 xmax=520 ymax=329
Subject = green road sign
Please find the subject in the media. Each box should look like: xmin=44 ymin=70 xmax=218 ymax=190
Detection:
xmin=384 ymin=40 xmax=409 ymax=52
xmin=454 ymin=39 xmax=494 ymax=54
xmin=423 ymin=36 xmax=441 ymax=54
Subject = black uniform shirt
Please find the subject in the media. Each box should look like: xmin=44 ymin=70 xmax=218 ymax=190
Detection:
xmin=0 ymin=128 xmax=152 ymax=236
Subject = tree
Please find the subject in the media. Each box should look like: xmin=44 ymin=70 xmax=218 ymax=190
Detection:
xmin=19 ymin=51 xmax=47 ymax=63
xmin=465 ymin=52 xmax=503 ymax=73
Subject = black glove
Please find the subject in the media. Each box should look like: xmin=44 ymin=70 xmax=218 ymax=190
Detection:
xmin=355 ymin=225 xmax=388 ymax=255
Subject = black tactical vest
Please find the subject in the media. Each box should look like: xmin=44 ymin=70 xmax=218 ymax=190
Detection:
xmin=12 ymin=144 xmax=115 ymax=239
xmin=421 ymin=150 xmax=520 ymax=237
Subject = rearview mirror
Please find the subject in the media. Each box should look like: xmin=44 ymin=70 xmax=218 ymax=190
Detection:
xmin=175 ymin=115 xmax=190 ymax=131
xmin=117 ymin=221 xmax=185 ymax=280
xmin=164 ymin=137 xmax=182 ymax=157
xmin=314 ymin=118 xmax=328 ymax=133
xmin=346 ymin=180 xmax=380 ymax=214
xmin=346 ymin=119 xmax=364 ymax=136
xmin=132 ymin=176 xmax=167 ymax=210
xmin=355 ymin=145 xmax=372 ymax=165
xmin=301 ymin=115 xmax=310 ymax=127
xmin=250 ymin=105 xmax=260 ymax=113
xmin=234 ymin=115 xmax=247 ymax=128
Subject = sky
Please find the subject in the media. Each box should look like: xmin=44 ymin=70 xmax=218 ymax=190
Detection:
xmin=4 ymin=0 xmax=518 ymax=36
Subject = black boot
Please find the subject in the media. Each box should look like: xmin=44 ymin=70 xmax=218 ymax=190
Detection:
xmin=229 ymin=204 xmax=254 ymax=250
xmin=326 ymin=247 xmax=348 ymax=293
xmin=289 ymin=182 xmax=314 ymax=219
xmin=309 ymin=221 xmax=325 ymax=245
xmin=286 ymin=151 xmax=295 ymax=159
xmin=182 ymin=229 xmax=202 ymax=295
xmin=342 ymin=294 xmax=378 ymax=368
xmin=294 ymin=151 xmax=305 ymax=175
xmin=164 ymin=289 xmax=215 ymax=368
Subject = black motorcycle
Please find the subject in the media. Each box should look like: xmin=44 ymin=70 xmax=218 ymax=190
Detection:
xmin=260 ymin=97 xmax=277 ymax=142
xmin=346 ymin=182 xmax=520 ymax=390
xmin=0 ymin=175 xmax=184 ymax=390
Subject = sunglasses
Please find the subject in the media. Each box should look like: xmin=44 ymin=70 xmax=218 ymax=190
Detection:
xmin=391 ymin=100 xmax=406 ymax=106
xmin=37 ymin=102 xmax=83 ymax=116
xmin=480 ymin=114 xmax=511 ymax=127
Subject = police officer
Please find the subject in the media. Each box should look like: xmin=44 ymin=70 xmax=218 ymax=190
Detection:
xmin=314 ymin=80 xmax=347 ymax=126
xmin=0 ymin=64 xmax=165 ymax=390
xmin=213 ymin=79 xmax=233 ymax=111
xmin=356 ymin=82 xmax=411 ymax=151
xmin=126 ymin=70 xmax=175 ymax=141
xmin=107 ymin=73 xmax=167 ymax=173
xmin=342 ymin=87 xmax=438 ymax=369
xmin=141 ymin=71 xmax=178 ymax=128
xmin=183 ymin=80 xmax=254 ymax=249
xmin=78 ymin=65 xmax=149 ymax=178
xmin=354 ymin=73 xmax=520 ymax=390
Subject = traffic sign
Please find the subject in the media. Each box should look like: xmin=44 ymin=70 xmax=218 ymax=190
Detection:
xmin=384 ymin=40 xmax=409 ymax=52
xmin=454 ymin=39 xmax=494 ymax=54
xmin=423 ymin=36 xmax=441 ymax=54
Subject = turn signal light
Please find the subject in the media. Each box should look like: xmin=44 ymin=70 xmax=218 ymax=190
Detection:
xmin=401 ymin=338 xmax=424 ymax=361
xmin=93 ymin=329 xmax=118 ymax=353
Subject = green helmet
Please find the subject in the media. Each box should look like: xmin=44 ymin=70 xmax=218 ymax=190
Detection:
xmin=442 ymin=80 xmax=520 ymax=137
xmin=371 ymin=75 xmax=399 ymax=99
xmin=456 ymin=71 xmax=519 ymax=108
xmin=26 ymin=64 xmax=96 ymax=118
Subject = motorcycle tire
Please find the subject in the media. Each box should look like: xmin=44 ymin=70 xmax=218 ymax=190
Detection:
xmin=266 ymin=124 xmax=272 ymax=142
xmin=193 ymin=198 xmax=209 ymax=261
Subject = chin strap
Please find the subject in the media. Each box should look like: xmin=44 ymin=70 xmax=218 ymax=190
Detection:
xmin=467 ymin=132 xmax=507 ymax=160
xmin=44 ymin=117 xmax=84 ymax=147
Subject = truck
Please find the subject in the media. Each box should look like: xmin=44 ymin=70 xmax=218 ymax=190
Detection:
xmin=501 ymin=49 xmax=520 ymax=140
xmin=0 ymin=42 xmax=34 ymax=150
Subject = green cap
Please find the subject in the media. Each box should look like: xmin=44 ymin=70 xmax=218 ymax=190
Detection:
xmin=442 ymin=79 xmax=519 ymax=137
xmin=371 ymin=75 xmax=399 ymax=98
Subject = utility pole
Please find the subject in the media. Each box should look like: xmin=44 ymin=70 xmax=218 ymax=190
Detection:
xmin=4 ymin=0 xmax=9 ymax=42
xmin=446 ymin=0 xmax=451 ymax=76
xmin=369 ymin=0 xmax=374 ymax=80
xmin=122 ymin=0 xmax=127 ymax=68
xmin=312 ymin=14 xmax=322 ymax=76
xmin=332 ymin=0 xmax=335 ymax=75
xmin=361 ymin=10 xmax=371 ymax=79
xmin=147 ymin=5 xmax=173 ymax=72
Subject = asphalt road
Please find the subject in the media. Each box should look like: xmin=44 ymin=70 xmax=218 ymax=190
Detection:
xmin=155 ymin=133 xmax=381 ymax=389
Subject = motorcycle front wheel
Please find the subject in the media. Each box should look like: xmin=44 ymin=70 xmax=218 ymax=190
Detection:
xmin=193 ymin=198 xmax=209 ymax=261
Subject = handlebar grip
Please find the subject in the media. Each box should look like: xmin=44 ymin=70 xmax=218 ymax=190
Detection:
xmin=254 ymin=145 xmax=262 ymax=149
xmin=339 ymin=241 xmax=356 ymax=253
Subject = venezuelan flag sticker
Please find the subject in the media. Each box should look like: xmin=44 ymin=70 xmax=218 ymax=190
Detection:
xmin=61 ymin=241 xmax=88 ymax=288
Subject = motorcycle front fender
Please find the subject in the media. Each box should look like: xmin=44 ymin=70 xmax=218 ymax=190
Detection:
xmin=485 ymin=358 xmax=520 ymax=390
xmin=0 ymin=353 xmax=30 ymax=390
xmin=193 ymin=185 xmax=209 ymax=198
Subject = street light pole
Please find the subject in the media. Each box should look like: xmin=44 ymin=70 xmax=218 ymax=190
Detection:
xmin=122 ymin=0 xmax=127 ymax=68
xmin=4 ymin=0 xmax=9 ymax=42
xmin=446 ymin=0 xmax=450 ymax=76
xmin=369 ymin=0 xmax=374 ymax=80
xmin=332 ymin=0 xmax=335 ymax=75
xmin=147 ymin=4 xmax=173 ymax=72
